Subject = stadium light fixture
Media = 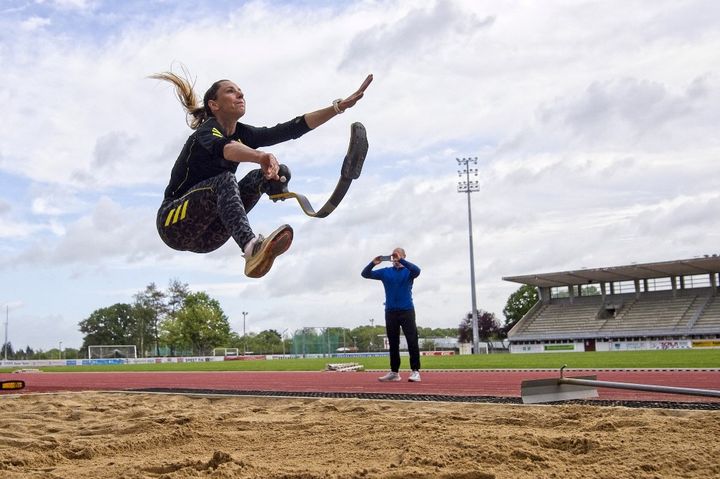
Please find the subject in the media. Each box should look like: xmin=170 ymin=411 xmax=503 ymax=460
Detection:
xmin=456 ymin=157 xmax=481 ymax=355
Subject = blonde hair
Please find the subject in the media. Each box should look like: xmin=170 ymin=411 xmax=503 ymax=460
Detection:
xmin=149 ymin=67 xmax=227 ymax=130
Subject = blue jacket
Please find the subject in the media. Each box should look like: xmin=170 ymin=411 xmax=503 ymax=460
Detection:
xmin=361 ymin=258 xmax=421 ymax=311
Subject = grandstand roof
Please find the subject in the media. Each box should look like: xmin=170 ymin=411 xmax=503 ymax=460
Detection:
xmin=503 ymin=256 xmax=720 ymax=288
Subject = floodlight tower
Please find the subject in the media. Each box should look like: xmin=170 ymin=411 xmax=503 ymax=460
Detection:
xmin=457 ymin=157 xmax=481 ymax=355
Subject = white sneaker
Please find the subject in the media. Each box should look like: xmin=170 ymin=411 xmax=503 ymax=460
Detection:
xmin=243 ymin=224 xmax=293 ymax=278
xmin=408 ymin=370 xmax=421 ymax=382
xmin=378 ymin=372 xmax=401 ymax=382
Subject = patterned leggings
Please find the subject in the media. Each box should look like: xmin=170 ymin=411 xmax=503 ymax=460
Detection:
xmin=156 ymin=169 xmax=268 ymax=253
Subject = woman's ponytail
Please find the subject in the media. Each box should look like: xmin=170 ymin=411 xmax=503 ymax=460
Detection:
xmin=149 ymin=69 xmax=208 ymax=130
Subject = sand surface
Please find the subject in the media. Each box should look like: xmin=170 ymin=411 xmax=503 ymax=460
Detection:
xmin=0 ymin=392 xmax=718 ymax=478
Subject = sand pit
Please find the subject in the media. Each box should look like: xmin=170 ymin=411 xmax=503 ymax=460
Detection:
xmin=0 ymin=392 xmax=718 ymax=478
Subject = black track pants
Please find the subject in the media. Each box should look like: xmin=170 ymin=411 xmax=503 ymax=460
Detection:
xmin=385 ymin=309 xmax=421 ymax=372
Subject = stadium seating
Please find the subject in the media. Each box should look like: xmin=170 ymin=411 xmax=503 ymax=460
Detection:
xmin=509 ymin=287 xmax=720 ymax=340
xmin=692 ymin=295 xmax=720 ymax=331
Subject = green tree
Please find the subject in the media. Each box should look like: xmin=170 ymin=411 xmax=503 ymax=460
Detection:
xmin=167 ymin=279 xmax=190 ymax=314
xmin=247 ymin=329 xmax=283 ymax=354
xmin=133 ymin=282 xmax=167 ymax=357
xmin=156 ymin=279 xmax=192 ymax=356
xmin=348 ymin=325 xmax=385 ymax=352
xmin=158 ymin=315 xmax=185 ymax=356
xmin=172 ymin=292 xmax=231 ymax=356
xmin=1 ymin=342 xmax=13 ymax=359
xmin=458 ymin=310 xmax=502 ymax=344
xmin=33 ymin=349 xmax=53 ymax=360
xmin=502 ymin=284 xmax=539 ymax=331
xmin=131 ymin=303 xmax=155 ymax=358
xmin=79 ymin=303 xmax=142 ymax=351
xmin=61 ymin=347 xmax=79 ymax=359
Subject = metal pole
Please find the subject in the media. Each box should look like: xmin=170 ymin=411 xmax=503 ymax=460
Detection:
xmin=465 ymin=165 xmax=480 ymax=355
xmin=457 ymin=157 xmax=480 ymax=354
xmin=369 ymin=318 xmax=374 ymax=351
xmin=4 ymin=305 xmax=8 ymax=361
xmin=560 ymin=377 xmax=720 ymax=398
xmin=242 ymin=311 xmax=248 ymax=354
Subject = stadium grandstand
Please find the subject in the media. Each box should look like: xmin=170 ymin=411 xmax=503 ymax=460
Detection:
xmin=504 ymin=256 xmax=720 ymax=354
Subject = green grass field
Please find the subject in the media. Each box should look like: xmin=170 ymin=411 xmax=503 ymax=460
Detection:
xmin=2 ymin=349 xmax=719 ymax=373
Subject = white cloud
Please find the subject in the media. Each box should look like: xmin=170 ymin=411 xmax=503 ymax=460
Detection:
xmin=30 ymin=185 xmax=89 ymax=217
xmin=340 ymin=0 xmax=495 ymax=71
xmin=19 ymin=15 xmax=51 ymax=30
xmin=531 ymin=74 xmax=720 ymax=152
xmin=0 ymin=217 xmax=47 ymax=239
xmin=45 ymin=0 xmax=95 ymax=10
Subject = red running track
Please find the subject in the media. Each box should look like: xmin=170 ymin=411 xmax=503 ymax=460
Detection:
xmin=2 ymin=370 xmax=720 ymax=403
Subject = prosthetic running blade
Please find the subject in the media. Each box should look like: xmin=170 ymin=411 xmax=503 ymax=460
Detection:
xmin=269 ymin=122 xmax=368 ymax=218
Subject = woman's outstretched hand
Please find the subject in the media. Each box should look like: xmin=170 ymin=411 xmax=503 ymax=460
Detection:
xmin=337 ymin=74 xmax=373 ymax=112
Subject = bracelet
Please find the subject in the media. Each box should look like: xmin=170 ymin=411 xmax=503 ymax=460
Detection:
xmin=332 ymin=98 xmax=344 ymax=114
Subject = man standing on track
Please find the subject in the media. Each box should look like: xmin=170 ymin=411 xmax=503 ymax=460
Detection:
xmin=361 ymin=247 xmax=422 ymax=382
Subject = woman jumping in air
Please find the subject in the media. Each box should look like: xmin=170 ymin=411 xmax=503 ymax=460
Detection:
xmin=151 ymin=69 xmax=372 ymax=278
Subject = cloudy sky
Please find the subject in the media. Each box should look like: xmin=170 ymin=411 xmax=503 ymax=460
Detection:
xmin=1 ymin=0 xmax=719 ymax=351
